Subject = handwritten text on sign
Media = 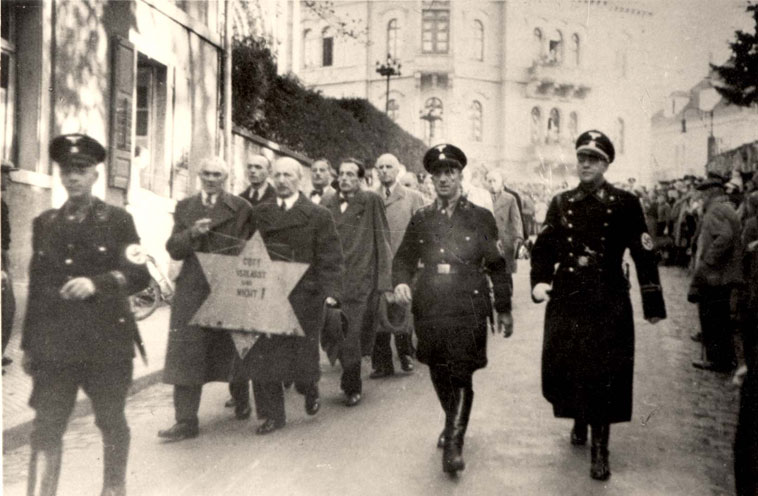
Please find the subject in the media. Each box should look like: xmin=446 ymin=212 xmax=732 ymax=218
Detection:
xmin=190 ymin=231 xmax=309 ymax=341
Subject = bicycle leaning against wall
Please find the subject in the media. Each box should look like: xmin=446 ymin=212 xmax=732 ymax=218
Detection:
xmin=130 ymin=253 xmax=174 ymax=320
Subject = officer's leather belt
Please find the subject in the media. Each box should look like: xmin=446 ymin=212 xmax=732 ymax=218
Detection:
xmin=421 ymin=263 xmax=480 ymax=276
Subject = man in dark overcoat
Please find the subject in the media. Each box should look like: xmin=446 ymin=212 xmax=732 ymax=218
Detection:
xmin=226 ymin=153 xmax=277 ymax=417
xmin=688 ymin=178 xmax=743 ymax=372
xmin=530 ymin=130 xmax=666 ymax=481
xmin=22 ymin=134 xmax=150 ymax=496
xmin=393 ymin=144 xmax=513 ymax=475
xmin=158 ymin=156 xmax=254 ymax=441
xmin=323 ymin=158 xmax=392 ymax=407
xmin=241 ymin=156 xmax=344 ymax=434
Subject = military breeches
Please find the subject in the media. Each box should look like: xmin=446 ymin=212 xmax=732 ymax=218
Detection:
xmin=29 ymin=360 xmax=132 ymax=451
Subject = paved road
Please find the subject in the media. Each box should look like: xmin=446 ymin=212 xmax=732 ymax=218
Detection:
xmin=2 ymin=265 xmax=740 ymax=495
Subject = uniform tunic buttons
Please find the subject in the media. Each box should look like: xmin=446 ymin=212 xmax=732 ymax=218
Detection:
xmin=568 ymin=223 xmax=573 ymax=228
xmin=98 ymin=246 xmax=107 ymax=252
xmin=465 ymin=236 xmax=470 ymax=241
xmin=603 ymin=222 xmax=608 ymax=227
xmin=118 ymin=317 xmax=126 ymax=323
xmin=64 ymin=258 xmax=73 ymax=265
xmin=567 ymin=237 xmax=573 ymax=242
xmin=440 ymin=248 xmax=445 ymax=253
xmin=568 ymin=267 xmax=575 ymax=272
xmin=568 ymin=210 xmax=573 ymax=215
xmin=606 ymin=209 xmax=612 ymax=214
xmin=473 ymin=290 xmax=479 ymax=295
xmin=569 ymin=252 xmax=574 ymax=257
xmin=601 ymin=236 xmax=606 ymax=241
xmin=67 ymin=244 xmax=74 ymax=250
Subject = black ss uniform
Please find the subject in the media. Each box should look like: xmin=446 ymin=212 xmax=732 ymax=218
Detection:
xmin=530 ymin=181 xmax=666 ymax=424
xmin=22 ymin=197 xmax=150 ymax=486
xmin=393 ymin=197 xmax=511 ymax=389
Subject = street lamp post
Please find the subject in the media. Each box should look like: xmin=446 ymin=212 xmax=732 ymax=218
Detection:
xmin=375 ymin=54 xmax=402 ymax=115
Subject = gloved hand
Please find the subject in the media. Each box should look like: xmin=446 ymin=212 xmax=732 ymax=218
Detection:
xmin=532 ymin=282 xmax=552 ymax=303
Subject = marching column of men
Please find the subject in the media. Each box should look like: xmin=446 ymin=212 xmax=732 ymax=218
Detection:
xmin=20 ymin=128 xmax=675 ymax=494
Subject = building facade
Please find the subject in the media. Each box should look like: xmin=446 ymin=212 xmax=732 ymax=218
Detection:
xmin=288 ymin=0 xmax=655 ymax=185
xmin=651 ymin=76 xmax=758 ymax=181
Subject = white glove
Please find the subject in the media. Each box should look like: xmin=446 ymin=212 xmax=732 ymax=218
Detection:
xmin=394 ymin=284 xmax=412 ymax=306
xmin=532 ymin=282 xmax=552 ymax=303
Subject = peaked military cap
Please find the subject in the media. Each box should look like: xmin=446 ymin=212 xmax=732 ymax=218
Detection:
xmin=575 ymin=130 xmax=615 ymax=164
xmin=423 ymin=144 xmax=467 ymax=173
xmin=49 ymin=134 xmax=106 ymax=168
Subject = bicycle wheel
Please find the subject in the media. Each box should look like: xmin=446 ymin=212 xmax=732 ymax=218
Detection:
xmin=130 ymin=278 xmax=161 ymax=321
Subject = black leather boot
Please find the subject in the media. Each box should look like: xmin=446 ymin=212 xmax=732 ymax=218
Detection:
xmin=429 ymin=368 xmax=453 ymax=449
xmin=27 ymin=446 xmax=62 ymax=496
xmin=101 ymin=436 xmax=129 ymax=496
xmin=442 ymin=388 xmax=473 ymax=474
xmin=590 ymin=424 xmax=611 ymax=481
xmin=571 ymin=419 xmax=588 ymax=446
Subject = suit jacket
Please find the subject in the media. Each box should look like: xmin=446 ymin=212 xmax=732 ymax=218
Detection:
xmin=239 ymin=182 xmax=276 ymax=207
xmin=504 ymin=185 xmax=528 ymax=239
xmin=376 ymin=182 xmax=427 ymax=257
xmin=163 ymin=191 xmax=254 ymax=385
xmin=242 ymin=193 xmax=344 ymax=383
xmin=692 ymin=195 xmax=743 ymax=288
xmin=492 ymin=191 xmax=524 ymax=273
xmin=323 ymin=189 xmax=393 ymax=302
xmin=22 ymin=198 xmax=150 ymax=363
xmin=308 ymin=184 xmax=336 ymax=206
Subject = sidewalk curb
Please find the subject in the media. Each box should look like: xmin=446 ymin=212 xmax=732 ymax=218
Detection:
xmin=2 ymin=368 xmax=164 ymax=453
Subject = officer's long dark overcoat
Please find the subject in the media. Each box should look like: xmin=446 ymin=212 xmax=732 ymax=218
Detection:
xmin=22 ymin=198 xmax=150 ymax=363
xmin=530 ymin=182 xmax=666 ymax=424
xmin=393 ymin=197 xmax=511 ymax=372
xmin=241 ymin=194 xmax=344 ymax=383
xmin=163 ymin=192 xmax=253 ymax=385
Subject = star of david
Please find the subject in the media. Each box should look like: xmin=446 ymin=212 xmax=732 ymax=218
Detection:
xmin=190 ymin=231 xmax=309 ymax=357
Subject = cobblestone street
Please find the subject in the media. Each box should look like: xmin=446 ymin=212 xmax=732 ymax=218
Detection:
xmin=2 ymin=265 xmax=741 ymax=495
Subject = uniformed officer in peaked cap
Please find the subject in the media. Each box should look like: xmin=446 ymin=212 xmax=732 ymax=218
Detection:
xmin=530 ymin=129 xmax=666 ymax=481
xmin=393 ymin=143 xmax=513 ymax=475
xmin=22 ymin=134 xmax=150 ymax=496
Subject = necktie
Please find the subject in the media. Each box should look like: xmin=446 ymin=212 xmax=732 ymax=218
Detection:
xmin=311 ymin=189 xmax=323 ymax=197
xmin=204 ymin=194 xmax=215 ymax=208
xmin=252 ymin=189 xmax=259 ymax=203
xmin=279 ymin=200 xmax=286 ymax=211
xmin=385 ymin=187 xmax=391 ymax=199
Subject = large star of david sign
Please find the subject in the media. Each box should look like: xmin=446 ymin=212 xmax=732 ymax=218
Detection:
xmin=190 ymin=231 xmax=309 ymax=357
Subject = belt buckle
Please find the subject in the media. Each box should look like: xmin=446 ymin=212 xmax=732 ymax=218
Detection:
xmin=437 ymin=263 xmax=451 ymax=274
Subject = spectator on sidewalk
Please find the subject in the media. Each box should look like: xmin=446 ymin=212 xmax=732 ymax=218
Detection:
xmin=22 ymin=134 xmax=150 ymax=496
xmin=158 ymin=157 xmax=254 ymax=442
xmin=688 ymin=177 xmax=743 ymax=373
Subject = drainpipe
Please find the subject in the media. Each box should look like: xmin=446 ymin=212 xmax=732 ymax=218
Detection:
xmin=224 ymin=0 xmax=233 ymax=164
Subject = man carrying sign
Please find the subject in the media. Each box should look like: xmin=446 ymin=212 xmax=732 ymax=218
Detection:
xmin=158 ymin=157 xmax=254 ymax=441
xmin=241 ymin=157 xmax=343 ymax=435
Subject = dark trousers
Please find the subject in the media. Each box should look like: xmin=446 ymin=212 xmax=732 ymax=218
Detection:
xmin=2 ymin=274 xmax=15 ymax=354
xmin=30 ymin=360 xmax=132 ymax=485
xmin=428 ymin=363 xmax=473 ymax=411
xmin=252 ymin=381 xmax=285 ymax=423
xmin=371 ymin=332 xmax=412 ymax=372
xmin=340 ymin=299 xmax=368 ymax=395
xmin=229 ymin=380 xmax=251 ymax=406
xmin=173 ymin=385 xmax=202 ymax=426
xmin=698 ymin=286 xmax=736 ymax=370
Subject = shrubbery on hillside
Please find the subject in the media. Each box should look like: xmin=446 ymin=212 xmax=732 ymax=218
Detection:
xmin=232 ymin=36 xmax=427 ymax=171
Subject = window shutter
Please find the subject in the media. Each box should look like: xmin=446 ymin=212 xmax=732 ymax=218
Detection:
xmin=108 ymin=35 xmax=135 ymax=189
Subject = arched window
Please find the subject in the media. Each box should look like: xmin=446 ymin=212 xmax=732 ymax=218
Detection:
xmin=470 ymin=101 xmax=483 ymax=141
xmin=533 ymin=28 xmax=543 ymax=59
xmin=548 ymin=29 xmax=563 ymax=64
xmin=530 ymin=107 xmax=542 ymax=144
xmin=322 ymin=27 xmax=334 ymax=67
xmin=302 ymin=29 xmax=313 ymax=68
xmin=568 ymin=112 xmax=578 ymax=141
xmin=422 ymin=97 xmax=444 ymax=144
xmin=547 ymin=108 xmax=560 ymax=143
xmin=616 ymin=117 xmax=625 ymax=154
xmin=473 ymin=20 xmax=484 ymax=61
xmin=387 ymin=98 xmax=400 ymax=122
xmin=570 ymin=33 xmax=580 ymax=67
xmin=387 ymin=19 xmax=399 ymax=59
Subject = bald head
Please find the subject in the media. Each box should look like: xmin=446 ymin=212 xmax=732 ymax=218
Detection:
xmin=272 ymin=157 xmax=302 ymax=198
xmin=376 ymin=153 xmax=401 ymax=187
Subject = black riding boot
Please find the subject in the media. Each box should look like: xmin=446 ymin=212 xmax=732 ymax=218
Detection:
xmin=27 ymin=446 xmax=62 ymax=496
xmin=571 ymin=419 xmax=588 ymax=446
xmin=101 ymin=436 xmax=129 ymax=496
xmin=590 ymin=424 xmax=611 ymax=481
xmin=429 ymin=367 xmax=453 ymax=448
xmin=442 ymin=388 xmax=473 ymax=474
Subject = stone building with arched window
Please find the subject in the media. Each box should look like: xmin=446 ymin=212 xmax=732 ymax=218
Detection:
xmin=284 ymin=0 xmax=655 ymax=183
